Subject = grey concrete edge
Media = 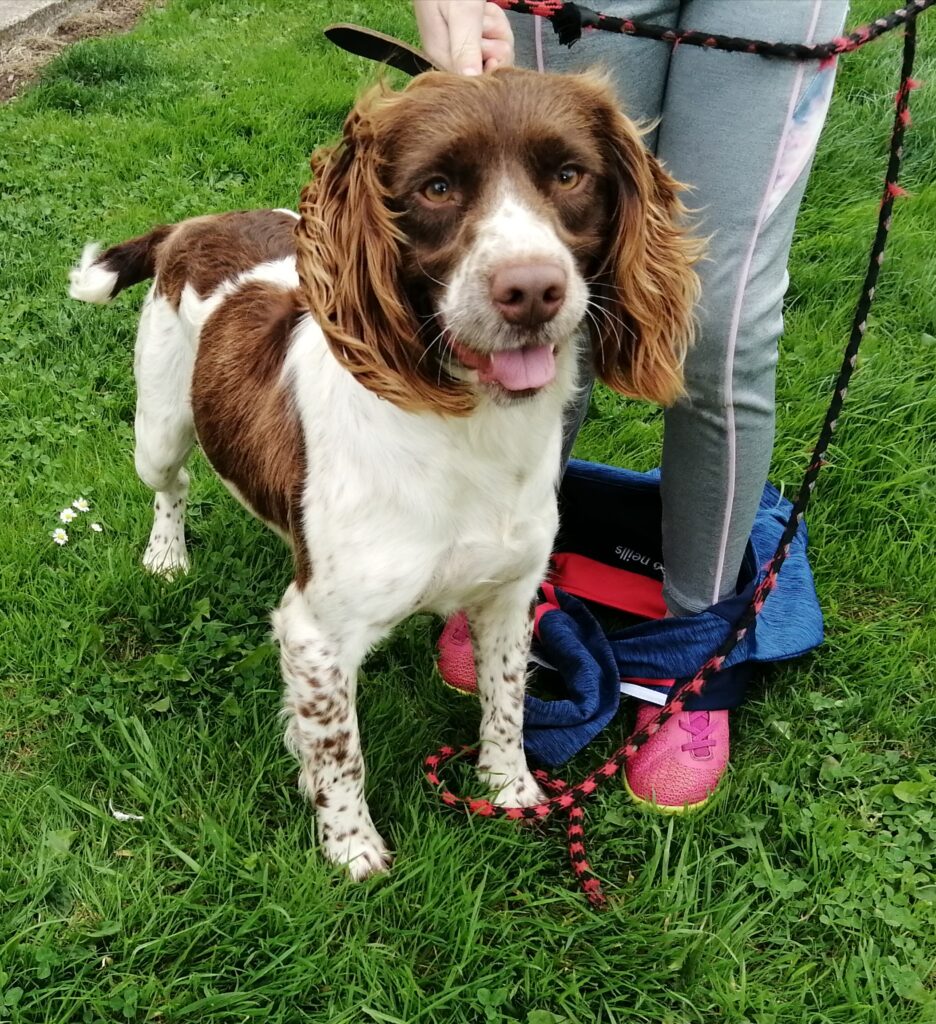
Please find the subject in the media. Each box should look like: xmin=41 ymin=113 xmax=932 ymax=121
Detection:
xmin=0 ymin=0 xmax=97 ymax=50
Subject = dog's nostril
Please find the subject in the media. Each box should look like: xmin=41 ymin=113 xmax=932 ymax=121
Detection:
xmin=490 ymin=263 xmax=567 ymax=326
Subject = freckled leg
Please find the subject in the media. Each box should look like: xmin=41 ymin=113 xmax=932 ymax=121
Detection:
xmin=468 ymin=591 xmax=545 ymax=807
xmin=140 ymin=471 xmax=191 ymax=577
xmin=271 ymin=584 xmax=390 ymax=880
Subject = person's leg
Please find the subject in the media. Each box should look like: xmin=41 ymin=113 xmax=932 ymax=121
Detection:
xmin=510 ymin=0 xmax=679 ymax=130
xmin=512 ymin=1 xmax=682 ymax=468
xmin=625 ymin=0 xmax=849 ymax=810
xmin=659 ymin=0 xmax=848 ymax=618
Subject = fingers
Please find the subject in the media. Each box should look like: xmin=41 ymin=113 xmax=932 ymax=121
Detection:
xmin=444 ymin=0 xmax=488 ymax=75
xmin=481 ymin=3 xmax=514 ymax=71
xmin=414 ymin=0 xmax=484 ymax=75
xmin=414 ymin=1 xmax=456 ymax=72
xmin=414 ymin=1 xmax=514 ymax=75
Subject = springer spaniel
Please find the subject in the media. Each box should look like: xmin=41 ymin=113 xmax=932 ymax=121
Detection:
xmin=70 ymin=69 xmax=699 ymax=879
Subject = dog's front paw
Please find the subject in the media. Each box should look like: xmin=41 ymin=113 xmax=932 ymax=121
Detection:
xmin=321 ymin=824 xmax=392 ymax=880
xmin=142 ymin=535 xmax=189 ymax=577
xmin=481 ymin=767 xmax=546 ymax=809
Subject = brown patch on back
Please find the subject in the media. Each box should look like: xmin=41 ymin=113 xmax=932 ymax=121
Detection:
xmin=156 ymin=210 xmax=298 ymax=308
xmin=191 ymin=280 xmax=312 ymax=586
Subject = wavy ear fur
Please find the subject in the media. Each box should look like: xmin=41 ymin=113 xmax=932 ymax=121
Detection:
xmin=590 ymin=83 xmax=703 ymax=407
xmin=296 ymin=86 xmax=473 ymax=415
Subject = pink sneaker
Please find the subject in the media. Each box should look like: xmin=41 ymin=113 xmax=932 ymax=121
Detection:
xmin=436 ymin=611 xmax=478 ymax=696
xmin=624 ymin=703 xmax=729 ymax=813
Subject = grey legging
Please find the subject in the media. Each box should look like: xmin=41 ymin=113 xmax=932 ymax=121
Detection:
xmin=513 ymin=0 xmax=849 ymax=617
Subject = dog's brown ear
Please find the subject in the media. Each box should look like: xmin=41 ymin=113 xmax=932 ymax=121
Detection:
xmin=296 ymin=86 xmax=473 ymax=415
xmin=587 ymin=81 xmax=702 ymax=407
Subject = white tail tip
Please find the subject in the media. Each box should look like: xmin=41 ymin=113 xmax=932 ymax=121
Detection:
xmin=69 ymin=243 xmax=118 ymax=304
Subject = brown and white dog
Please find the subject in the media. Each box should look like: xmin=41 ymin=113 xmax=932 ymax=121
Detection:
xmin=70 ymin=69 xmax=699 ymax=879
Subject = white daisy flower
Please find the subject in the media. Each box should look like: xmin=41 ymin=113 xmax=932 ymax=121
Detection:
xmin=90 ymin=522 xmax=103 ymax=532
xmin=59 ymin=507 xmax=77 ymax=523
xmin=52 ymin=528 xmax=69 ymax=545
xmin=73 ymin=498 xmax=91 ymax=512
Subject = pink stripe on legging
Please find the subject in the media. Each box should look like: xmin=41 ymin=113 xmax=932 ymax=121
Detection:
xmin=534 ymin=12 xmax=545 ymax=71
xmin=709 ymin=0 xmax=823 ymax=605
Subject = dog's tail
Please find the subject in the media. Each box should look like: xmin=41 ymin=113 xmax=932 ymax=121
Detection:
xmin=69 ymin=225 xmax=173 ymax=304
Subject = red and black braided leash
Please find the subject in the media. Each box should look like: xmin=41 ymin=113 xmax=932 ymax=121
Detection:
xmin=426 ymin=2 xmax=928 ymax=908
xmin=492 ymin=0 xmax=933 ymax=56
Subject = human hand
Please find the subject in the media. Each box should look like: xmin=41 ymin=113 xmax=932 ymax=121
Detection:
xmin=414 ymin=1 xmax=514 ymax=75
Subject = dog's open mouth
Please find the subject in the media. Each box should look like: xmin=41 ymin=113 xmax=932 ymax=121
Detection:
xmin=450 ymin=340 xmax=557 ymax=392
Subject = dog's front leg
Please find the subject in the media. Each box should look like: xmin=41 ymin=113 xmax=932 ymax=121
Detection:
xmin=272 ymin=584 xmax=390 ymax=880
xmin=469 ymin=589 xmax=545 ymax=808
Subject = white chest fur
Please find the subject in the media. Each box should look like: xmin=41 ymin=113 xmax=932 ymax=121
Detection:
xmin=285 ymin=318 xmax=571 ymax=632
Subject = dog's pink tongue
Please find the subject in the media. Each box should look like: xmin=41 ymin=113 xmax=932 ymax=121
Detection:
xmin=479 ymin=345 xmax=556 ymax=391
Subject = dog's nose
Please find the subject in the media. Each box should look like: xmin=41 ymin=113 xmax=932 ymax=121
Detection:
xmin=490 ymin=263 xmax=567 ymax=326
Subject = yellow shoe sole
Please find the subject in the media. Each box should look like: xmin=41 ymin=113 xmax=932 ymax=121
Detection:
xmin=434 ymin=664 xmax=478 ymax=699
xmin=623 ymin=774 xmax=712 ymax=815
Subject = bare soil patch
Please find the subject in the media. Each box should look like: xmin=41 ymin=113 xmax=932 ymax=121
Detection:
xmin=0 ymin=0 xmax=160 ymax=102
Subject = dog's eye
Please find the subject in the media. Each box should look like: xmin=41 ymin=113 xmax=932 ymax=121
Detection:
xmin=555 ymin=166 xmax=583 ymax=191
xmin=421 ymin=177 xmax=454 ymax=204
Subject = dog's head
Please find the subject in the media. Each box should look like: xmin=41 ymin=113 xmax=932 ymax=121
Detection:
xmin=297 ymin=68 xmax=701 ymax=414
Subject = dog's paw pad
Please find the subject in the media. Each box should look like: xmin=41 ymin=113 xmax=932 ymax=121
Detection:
xmin=322 ymin=827 xmax=392 ymax=881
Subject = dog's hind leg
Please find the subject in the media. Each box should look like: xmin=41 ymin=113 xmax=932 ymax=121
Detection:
xmin=133 ymin=288 xmax=196 ymax=577
xmin=273 ymin=583 xmax=391 ymax=881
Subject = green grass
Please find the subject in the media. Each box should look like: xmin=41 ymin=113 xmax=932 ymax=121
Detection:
xmin=1 ymin=1 xmax=935 ymax=1021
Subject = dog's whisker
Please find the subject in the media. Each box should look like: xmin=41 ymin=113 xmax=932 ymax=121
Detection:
xmin=586 ymin=299 xmax=637 ymax=343
xmin=416 ymin=327 xmax=447 ymax=371
xmin=414 ymin=257 xmax=447 ymax=290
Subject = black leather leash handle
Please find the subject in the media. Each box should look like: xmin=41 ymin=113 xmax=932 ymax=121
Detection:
xmin=324 ymin=23 xmax=437 ymax=76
